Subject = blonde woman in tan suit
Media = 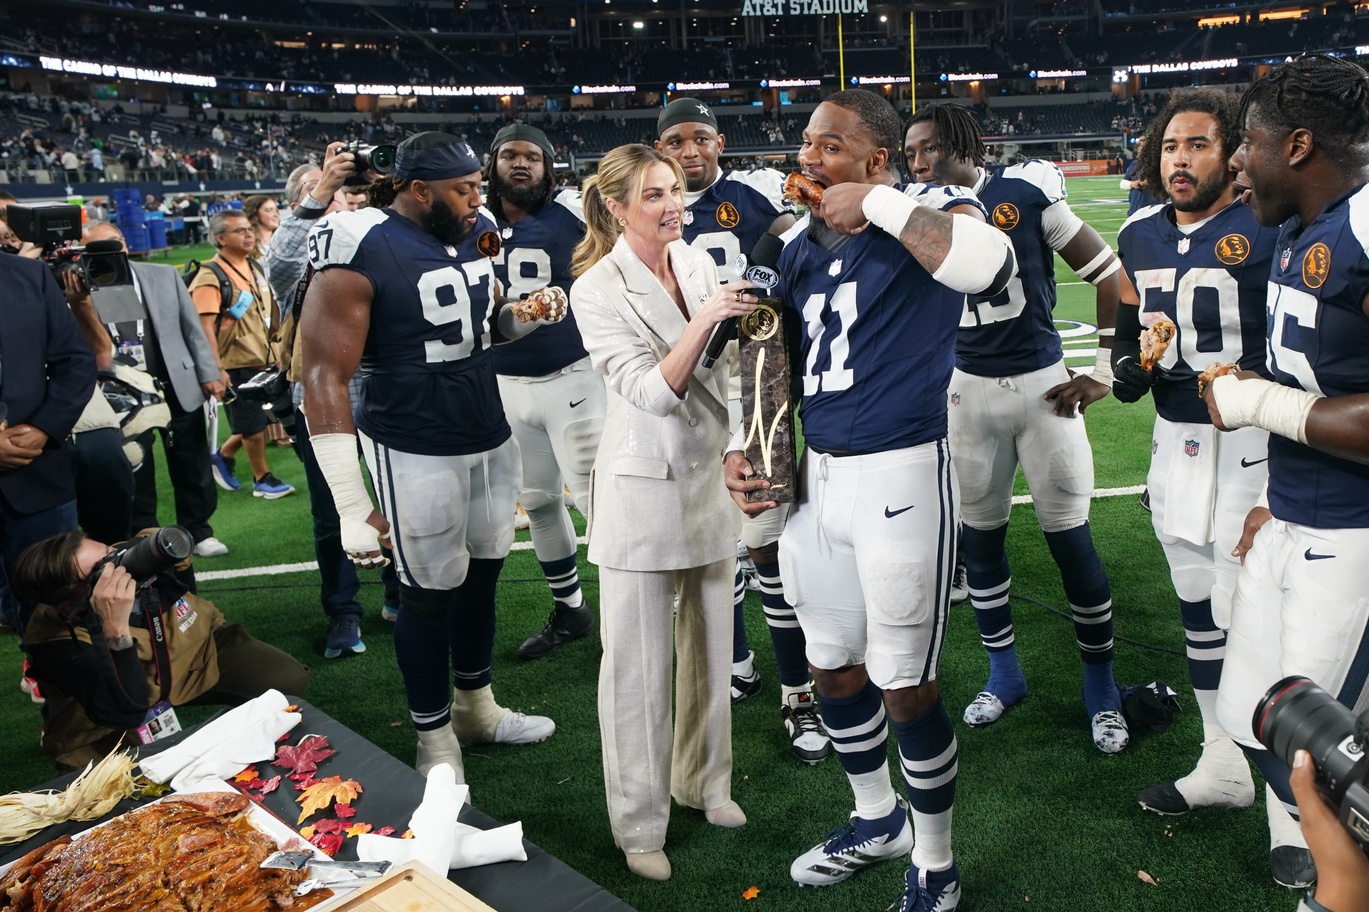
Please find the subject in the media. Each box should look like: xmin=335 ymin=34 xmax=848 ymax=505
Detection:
xmin=571 ymin=144 xmax=761 ymax=881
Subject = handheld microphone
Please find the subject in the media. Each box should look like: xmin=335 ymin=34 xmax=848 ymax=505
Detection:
xmin=702 ymin=233 xmax=784 ymax=369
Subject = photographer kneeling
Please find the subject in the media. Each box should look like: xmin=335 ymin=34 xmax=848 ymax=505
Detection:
xmin=13 ymin=527 xmax=310 ymax=771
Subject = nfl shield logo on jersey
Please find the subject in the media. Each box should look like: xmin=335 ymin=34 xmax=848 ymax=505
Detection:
xmin=683 ymin=209 xmax=694 ymax=226
xmin=1177 ymin=237 xmax=1190 ymax=255
xmin=950 ymin=392 xmax=961 ymax=406
xmin=1184 ymin=439 xmax=1200 ymax=457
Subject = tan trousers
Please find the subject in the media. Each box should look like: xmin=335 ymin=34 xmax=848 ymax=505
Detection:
xmin=597 ymin=558 xmax=734 ymax=853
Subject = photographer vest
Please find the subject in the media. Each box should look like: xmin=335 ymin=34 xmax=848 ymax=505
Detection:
xmin=188 ymin=256 xmax=273 ymax=370
xmin=25 ymin=584 xmax=224 ymax=771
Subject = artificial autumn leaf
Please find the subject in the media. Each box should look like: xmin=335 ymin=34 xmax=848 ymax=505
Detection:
xmin=1137 ymin=870 xmax=1158 ymax=886
xmin=276 ymin=732 xmax=290 ymax=743
xmin=293 ymin=776 xmax=317 ymax=791
xmin=246 ymin=778 xmax=265 ymax=790
xmin=275 ymin=735 xmax=336 ymax=776
xmin=232 ymin=766 xmax=260 ymax=783
xmin=742 ymin=886 xmax=761 ymax=900
xmin=334 ymin=803 xmax=356 ymax=819
xmin=375 ymin=826 xmax=396 ymax=837
xmin=401 ymin=829 xmax=414 ymax=839
xmin=308 ymin=831 xmax=344 ymax=857
xmin=297 ymin=777 xmax=362 ymax=824
xmin=259 ymin=775 xmax=281 ymax=796
xmin=313 ymin=819 xmax=347 ymax=835
xmin=285 ymin=705 xmax=299 ymax=712
xmin=345 ymin=822 xmax=373 ymax=838
xmin=299 ymin=825 xmax=316 ymax=838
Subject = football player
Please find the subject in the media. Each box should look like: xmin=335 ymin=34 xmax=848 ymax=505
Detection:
xmin=726 ymin=89 xmax=1016 ymax=912
xmin=299 ymin=133 xmax=563 ymax=780
xmin=1206 ymin=55 xmax=1369 ymax=891
xmin=903 ymin=104 xmax=1129 ymax=753
xmin=655 ymin=97 xmax=829 ymax=765
xmin=474 ymin=125 xmax=602 ymax=662
xmin=1110 ymin=90 xmax=1292 ymax=872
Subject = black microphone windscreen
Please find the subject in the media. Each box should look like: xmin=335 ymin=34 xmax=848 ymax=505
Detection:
xmin=750 ymin=233 xmax=784 ymax=269
xmin=83 ymin=239 xmax=126 ymax=254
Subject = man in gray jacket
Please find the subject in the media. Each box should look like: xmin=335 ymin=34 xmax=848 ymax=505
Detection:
xmin=79 ymin=221 xmax=228 ymax=558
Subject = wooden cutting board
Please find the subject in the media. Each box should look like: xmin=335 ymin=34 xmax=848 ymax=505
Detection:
xmin=320 ymin=862 xmax=498 ymax=912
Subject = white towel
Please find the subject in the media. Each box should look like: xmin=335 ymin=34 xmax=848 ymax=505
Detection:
xmin=139 ymin=689 xmax=297 ymax=784
xmin=1162 ymin=423 xmax=1218 ymax=546
xmin=355 ymin=764 xmax=527 ymax=871
xmin=169 ymin=710 xmax=301 ymax=792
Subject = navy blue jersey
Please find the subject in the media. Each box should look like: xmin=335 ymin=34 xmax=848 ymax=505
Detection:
xmin=306 ymin=207 xmax=510 ymax=457
xmin=1265 ymin=184 xmax=1369 ymax=528
xmin=468 ymin=190 xmax=589 ymax=377
xmin=778 ymin=182 xmax=982 ymax=453
xmin=956 ymin=161 xmax=1076 ymax=376
xmin=683 ymin=168 xmax=790 ymax=279
xmin=1117 ymin=199 xmax=1278 ymax=424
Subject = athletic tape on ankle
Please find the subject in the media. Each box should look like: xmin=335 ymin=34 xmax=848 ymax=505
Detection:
xmin=311 ymin=433 xmax=383 ymax=553
xmin=861 ymin=184 xmax=918 ymax=237
xmin=1211 ymin=375 xmax=1318 ymax=444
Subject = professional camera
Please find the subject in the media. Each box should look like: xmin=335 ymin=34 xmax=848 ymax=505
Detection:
xmin=4 ymin=202 xmax=132 ymax=289
xmin=90 ymin=526 xmax=195 ymax=587
xmin=1255 ymin=675 xmax=1369 ymax=855
xmin=342 ymin=141 xmax=396 ymax=186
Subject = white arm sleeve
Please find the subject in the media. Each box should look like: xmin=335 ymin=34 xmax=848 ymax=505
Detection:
xmin=1041 ymin=200 xmax=1086 ymax=251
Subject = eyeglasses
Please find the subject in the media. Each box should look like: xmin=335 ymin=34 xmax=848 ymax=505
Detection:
xmin=220 ymin=227 xmax=255 ymax=236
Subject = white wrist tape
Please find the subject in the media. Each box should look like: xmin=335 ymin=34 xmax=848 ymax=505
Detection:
xmin=497 ymin=304 xmax=539 ymax=341
xmin=1097 ymin=328 xmax=1116 ymax=338
xmin=1119 ymin=178 xmax=1132 ymax=191
xmin=932 ymin=213 xmax=1016 ymax=295
xmin=1211 ymin=374 xmax=1319 ymax=444
xmin=1090 ymin=354 xmax=1115 ymax=387
xmin=311 ymin=433 xmax=383 ymax=553
xmin=861 ymin=184 xmax=918 ymax=237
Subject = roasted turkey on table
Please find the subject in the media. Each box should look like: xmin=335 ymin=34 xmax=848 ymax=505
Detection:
xmin=0 ymin=792 xmax=311 ymax=912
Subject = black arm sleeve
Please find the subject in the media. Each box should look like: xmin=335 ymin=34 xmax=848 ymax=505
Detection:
xmin=27 ymin=621 xmax=151 ymax=730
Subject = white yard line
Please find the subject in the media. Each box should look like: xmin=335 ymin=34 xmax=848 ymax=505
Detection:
xmin=197 ymin=485 xmax=1149 ymax=581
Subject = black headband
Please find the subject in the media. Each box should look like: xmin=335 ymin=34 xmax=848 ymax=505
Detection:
xmin=658 ymin=98 xmax=719 ymax=137
xmin=394 ymin=133 xmax=482 ymax=182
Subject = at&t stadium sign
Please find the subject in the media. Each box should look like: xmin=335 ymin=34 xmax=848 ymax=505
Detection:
xmin=741 ymin=0 xmax=868 ymax=15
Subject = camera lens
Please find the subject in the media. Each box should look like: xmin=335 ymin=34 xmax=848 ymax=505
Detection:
xmin=112 ymin=526 xmax=195 ymax=584
xmin=368 ymin=144 xmax=396 ymax=175
xmin=1256 ymin=676 xmax=1369 ymax=804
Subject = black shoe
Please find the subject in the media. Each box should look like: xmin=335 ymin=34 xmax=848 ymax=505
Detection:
xmin=1139 ymin=487 xmax=1152 ymax=512
xmin=517 ymin=602 xmax=595 ymax=660
xmin=1270 ymin=846 xmax=1316 ymax=889
xmin=1136 ymin=781 xmax=1191 ymax=816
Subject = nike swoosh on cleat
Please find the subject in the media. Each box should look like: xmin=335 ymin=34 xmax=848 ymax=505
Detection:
xmin=884 ymin=505 xmax=914 ymax=518
xmin=1304 ymin=549 xmax=1335 ymax=561
xmin=569 ymin=398 xmax=587 ymax=408
xmin=1240 ymin=457 xmax=1268 ymax=468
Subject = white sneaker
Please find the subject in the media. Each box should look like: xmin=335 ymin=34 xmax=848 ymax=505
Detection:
xmin=472 ymin=711 xmax=555 ymax=746
xmin=1091 ymin=710 xmax=1130 ymax=754
xmin=963 ymin=692 xmax=1007 ymax=726
xmin=791 ymin=797 xmax=914 ymax=886
xmin=193 ymin=536 xmax=229 ymax=558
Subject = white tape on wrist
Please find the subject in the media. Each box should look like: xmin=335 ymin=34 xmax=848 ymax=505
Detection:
xmin=1090 ymin=355 xmax=1115 ymax=387
xmin=311 ymin=433 xmax=383 ymax=553
xmin=1211 ymin=375 xmax=1319 ymax=443
xmin=861 ymin=184 xmax=918 ymax=237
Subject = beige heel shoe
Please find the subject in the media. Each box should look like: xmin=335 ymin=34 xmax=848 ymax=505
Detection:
xmin=704 ymin=800 xmax=746 ymax=828
xmin=625 ymin=850 xmax=671 ymax=881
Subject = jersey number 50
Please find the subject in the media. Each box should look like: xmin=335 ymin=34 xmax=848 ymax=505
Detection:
xmin=1133 ymin=266 xmax=1245 ymax=370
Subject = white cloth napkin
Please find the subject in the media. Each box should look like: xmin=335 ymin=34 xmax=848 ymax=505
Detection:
xmin=1162 ymin=423 xmax=1218 ymax=546
xmin=355 ymin=764 xmax=527 ymax=872
xmin=139 ymin=689 xmax=300 ymax=786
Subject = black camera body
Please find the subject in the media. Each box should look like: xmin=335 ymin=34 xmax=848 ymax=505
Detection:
xmin=5 ymin=202 xmax=133 ymax=290
xmin=92 ymin=526 xmax=195 ymax=588
xmin=342 ymin=141 xmax=396 ymax=186
xmin=1256 ymin=676 xmax=1369 ymax=854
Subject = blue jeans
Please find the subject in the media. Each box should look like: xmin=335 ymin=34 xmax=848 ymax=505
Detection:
xmin=0 ymin=498 xmax=79 ymax=633
xmin=293 ymin=420 xmax=398 ymax=618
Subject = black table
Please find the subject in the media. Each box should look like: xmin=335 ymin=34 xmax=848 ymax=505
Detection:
xmin=0 ymin=699 xmax=636 ymax=912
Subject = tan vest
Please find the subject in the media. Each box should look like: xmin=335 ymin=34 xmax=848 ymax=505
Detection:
xmin=190 ymin=256 xmax=273 ymax=370
xmin=26 ymin=588 xmax=224 ymax=770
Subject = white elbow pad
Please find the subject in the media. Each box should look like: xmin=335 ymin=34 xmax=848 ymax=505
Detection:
xmin=932 ymin=214 xmax=1017 ymax=296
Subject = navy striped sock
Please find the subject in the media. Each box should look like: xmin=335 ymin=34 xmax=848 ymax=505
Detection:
xmin=395 ymin=584 xmax=452 ymax=731
xmin=893 ymin=697 xmax=958 ymax=871
xmin=963 ymin=525 xmax=1024 ymax=701
xmin=732 ymin=564 xmax=750 ymax=664
xmin=449 ymin=558 xmax=502 ymax=693
xmin=754 ymin=560 xmax=808 ymax=687
xmin=822 ymin=679 xmax=896 ymax=820
xmin=539 ymin=553 xmax=583 ymax=609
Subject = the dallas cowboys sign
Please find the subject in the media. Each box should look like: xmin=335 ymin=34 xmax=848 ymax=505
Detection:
xmin=741 ymin=0 xmax=868 ymax=14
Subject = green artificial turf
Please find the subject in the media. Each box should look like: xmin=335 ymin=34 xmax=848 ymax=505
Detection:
xmin=0 ymin=178 xmax=1296 ymax=911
